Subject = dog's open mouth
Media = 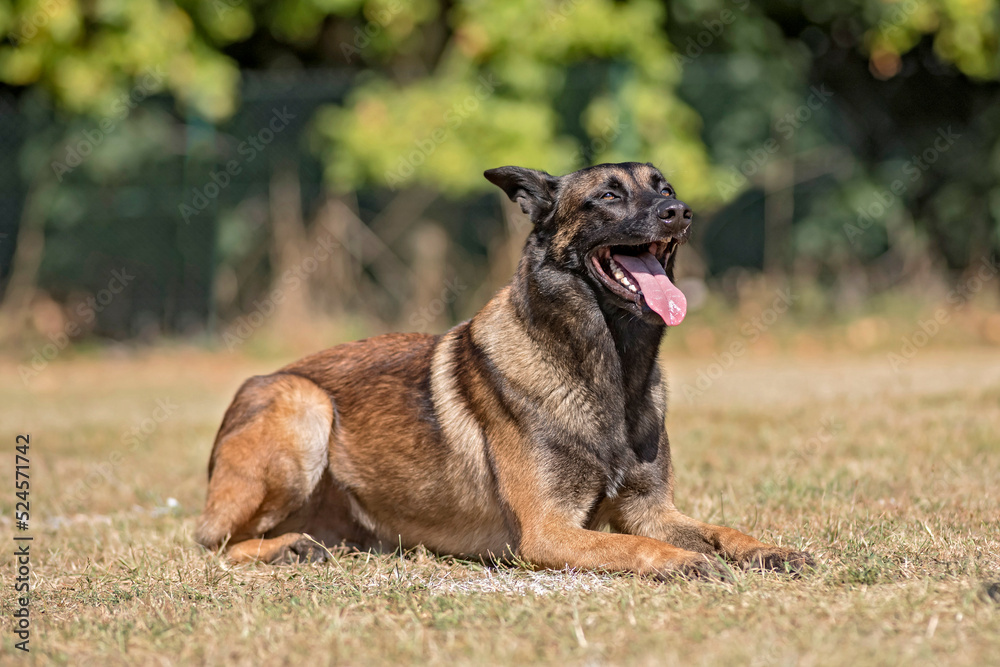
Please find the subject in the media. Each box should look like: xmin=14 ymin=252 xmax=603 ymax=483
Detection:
xmin=590 ymin=240 xmax=687 ymax=326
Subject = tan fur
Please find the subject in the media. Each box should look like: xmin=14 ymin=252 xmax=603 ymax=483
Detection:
xmin=196 ymin=162 xmax=813 ymax=577
xmin=472 ymin=291 xmax=601 ymax=439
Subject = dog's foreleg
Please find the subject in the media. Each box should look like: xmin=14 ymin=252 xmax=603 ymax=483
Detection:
xmin=491 ymin=443 xmax=729 ymax=578
xmin=612 ymin=494 xmax=815 ymax=573
xmin=517 ymin=522 xmax=730 ymax=579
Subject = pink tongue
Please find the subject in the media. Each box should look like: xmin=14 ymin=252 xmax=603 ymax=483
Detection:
xmin=612 ymin=252 xmax=687 ymax=326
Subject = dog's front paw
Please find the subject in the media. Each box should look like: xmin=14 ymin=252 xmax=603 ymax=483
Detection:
xmin=742 ymin=547 xmax=815 ymax=575
xmin=657 ymin=553 xmax=734 ymax=582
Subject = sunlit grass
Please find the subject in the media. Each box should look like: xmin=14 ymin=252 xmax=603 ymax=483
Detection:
xmin=1 ymin=346 xmax=998 ymax=665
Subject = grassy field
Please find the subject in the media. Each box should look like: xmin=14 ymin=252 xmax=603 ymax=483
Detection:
xmin=2 ymin=342 xmax=999 ymax=665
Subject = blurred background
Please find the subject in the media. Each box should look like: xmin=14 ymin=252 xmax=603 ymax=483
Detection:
xmin=4 ymin=4 xmax=1000 ymax=660
xmin=1 ymin=0 xmax=999 ymax=361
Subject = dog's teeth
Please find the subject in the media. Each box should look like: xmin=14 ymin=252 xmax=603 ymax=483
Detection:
xmin=608 ymin=260 xmax=640 ymax=294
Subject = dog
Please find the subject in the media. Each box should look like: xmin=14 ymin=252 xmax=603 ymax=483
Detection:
xmin=195 ymin=162 xmax=814 ymax=577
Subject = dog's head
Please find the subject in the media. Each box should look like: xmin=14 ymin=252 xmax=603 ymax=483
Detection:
xmin=485 ymin=162 xmax=692 ymax=326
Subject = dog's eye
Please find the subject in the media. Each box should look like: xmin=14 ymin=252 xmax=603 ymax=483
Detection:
xmin=660 ymin=188 xmax=674 ymax=197
xmin=601 ymin=192 xmax=617 ymax=200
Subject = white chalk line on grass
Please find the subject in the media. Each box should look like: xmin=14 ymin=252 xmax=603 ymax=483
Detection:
xmin=369 ymin=567 xmax=614 ymax=597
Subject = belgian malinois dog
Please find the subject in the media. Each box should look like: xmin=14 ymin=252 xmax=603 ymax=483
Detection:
xmin=196 ymin=162 xmax=813 ymax=577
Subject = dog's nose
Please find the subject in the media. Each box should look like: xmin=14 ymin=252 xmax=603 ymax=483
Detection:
xmin=657 ymin=201 xmax=693 ymax=227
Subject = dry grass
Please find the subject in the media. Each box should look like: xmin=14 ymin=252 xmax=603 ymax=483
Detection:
xmin=2 ymin=343 xmax=999 ymax=665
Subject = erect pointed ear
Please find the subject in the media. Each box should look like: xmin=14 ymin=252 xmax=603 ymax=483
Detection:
xmin=484 ymin=166 xmax=560 ymax=223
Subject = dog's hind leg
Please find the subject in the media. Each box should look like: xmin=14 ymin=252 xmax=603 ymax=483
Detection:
xmin=225 ymin=533 xmax=331 ymax=564
xmin=195 ymin=373 xmax=335 ymax=564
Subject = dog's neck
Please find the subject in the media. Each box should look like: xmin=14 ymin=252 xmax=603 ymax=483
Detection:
xmin=601 ymin=302 xmax=666 ymax=398
xmin=508 ymin=235 xmax=665 ymax=397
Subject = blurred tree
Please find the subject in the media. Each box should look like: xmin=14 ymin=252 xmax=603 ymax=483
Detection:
xmin=0 ymin=1 xmax=721 ymax=201
xmin=664 ymin=0 xmax=999 ymax=295
xmin=0 ymin=0 xmax=237 ymax=119
xmin=1 ymin=0 xmax=998 ymax=340
xmin=311 ymin=0 xmax=719 ymax=205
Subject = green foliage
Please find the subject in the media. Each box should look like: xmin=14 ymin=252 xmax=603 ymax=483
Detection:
xmin=4 ymin=0 xmax=997 ymax=197
xmin=863 ymin=0 xmax=1000 ymax=80
xmin=3 ymin=0 xmax=1000 ymax=336
xmin=313 ymin=0 xmax=720 ymax=203
xmin=0 ymin=0 xmax=237 ymax=119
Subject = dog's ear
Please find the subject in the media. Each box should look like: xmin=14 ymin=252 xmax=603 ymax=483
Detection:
xmin=484 ymin=166 xmax=560 ymax=223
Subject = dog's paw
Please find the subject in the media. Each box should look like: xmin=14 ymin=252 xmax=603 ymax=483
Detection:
xmin=742 ymin=547 xmax=815 ymax=575
xmin=657 ymin=553 xmax=735 ymax=582
xmin=271 ymin=535 xmax=331 ymax=565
